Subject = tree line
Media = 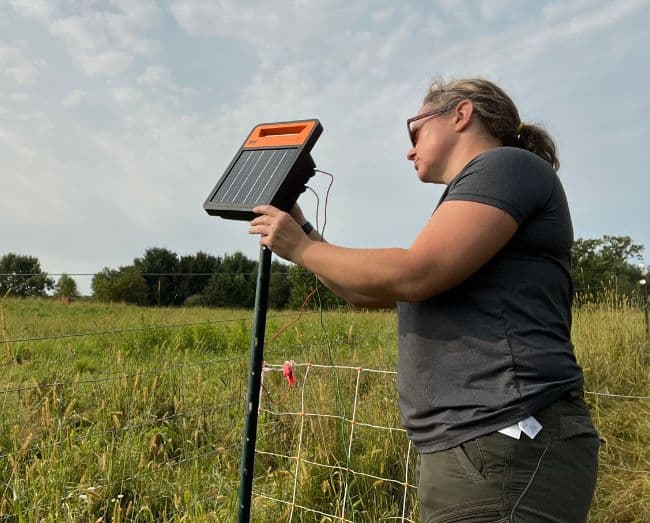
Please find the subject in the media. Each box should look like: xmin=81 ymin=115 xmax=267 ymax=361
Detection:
xmin=571 ymin=236 xmax=646 ymax=303
xmin=0 ymin=235 xmax=645 ymax=308
xmin=0 ymin=248 xmax=344 ymax=309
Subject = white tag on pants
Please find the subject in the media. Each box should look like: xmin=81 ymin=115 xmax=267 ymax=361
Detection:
xmin=497 ymin=415 xmax=543 ymax=440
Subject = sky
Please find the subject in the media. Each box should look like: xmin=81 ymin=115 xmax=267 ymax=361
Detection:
xmin=1 ymin=0 xmax=649 ymax=294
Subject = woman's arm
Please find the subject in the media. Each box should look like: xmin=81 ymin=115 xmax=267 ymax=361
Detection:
xmin=249 ymin=199 xmax=517 ymax=303
xmin=292 ymin=208 xmax=395 ymax=308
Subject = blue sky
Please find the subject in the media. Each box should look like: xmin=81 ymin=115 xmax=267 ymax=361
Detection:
xmin=1 ymin=0 xmax=649 ymax=293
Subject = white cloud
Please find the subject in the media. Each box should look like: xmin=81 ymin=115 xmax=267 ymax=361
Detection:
xmin=111 ymin=86 xmax=142 ymax=104
xmin=371 ymin=7 xmax=394 ymax=23
xmin=413 ymin=0 xmax=649 ymax=80
xmin=0 ymin=41 xmax=41 ymax=84
xmin=0 ymin=126 xmax=17 ymax=144
xmin=49 ymin=3 xmax=160 ymax=76
xmin=180 ymin=87 xmax=198 ymax=97
xmin=110 ymin=0 xmax=159 ymax=26
xmin=168 ymin=0 xmax=368 ymax=64
xmin=7 ymin=93 xmax=31 ymax=102
xmin=50 ymin=16 xmax=129 ymax=75
xmin=10 ymin=0 xmax=56 ymax=19
xmin=62 ymin=89 xmax=86 ymax=107
xmin=437 ymin=0 xmax=476 ymax=25
xmin=168 ymin=0 xmax=267 ymax=37
xmin=136 ymin=64 xmax=171 ymax=86
xmin=542 ymin=0 xmax=597 ymax=20
xmin=0 ymin=123 xmax=37 ymax=160
xmin=135 ymin=64 xmax=199 ymax=105
xmin=17 ymin=110 xmax=48 ymax=123
xmin=479 ymin=0 xmax=509 ymax=21
xmin=558 ymin=0 xmax=648 ymax=37
xmin=166 ymin=1 xmax=421 ymax=94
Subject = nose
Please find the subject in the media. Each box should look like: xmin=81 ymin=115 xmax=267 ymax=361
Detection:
xmin=406 ymin=145 xmax=416 ymax=161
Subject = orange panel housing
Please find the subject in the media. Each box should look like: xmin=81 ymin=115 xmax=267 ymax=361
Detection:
xmin=243 ymin=120 xmax=318 ymax=148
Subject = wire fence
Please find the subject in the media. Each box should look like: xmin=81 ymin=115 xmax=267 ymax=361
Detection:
xmin=255 ymin=362 xmax=417 ymax=522
xmin=250 ymin=359 xmax=650 ymax=521
xmin=0 ymin=296 xmax=648 ymax=520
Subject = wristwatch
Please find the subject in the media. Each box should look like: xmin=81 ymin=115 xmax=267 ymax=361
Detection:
xmin=301 ymin=221 xmax=314 ymax=235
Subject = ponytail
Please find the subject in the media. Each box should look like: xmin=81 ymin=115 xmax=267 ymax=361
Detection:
xmin=514 ymin=122 xmax=559 ymax=171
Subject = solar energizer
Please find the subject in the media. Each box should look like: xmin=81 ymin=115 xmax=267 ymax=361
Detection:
xmin=204 ymin=119 xmax=323 ymax=221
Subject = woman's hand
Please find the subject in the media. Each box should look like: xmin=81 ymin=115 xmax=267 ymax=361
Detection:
xmin=249 ymin=205 xmax=311 ymax=262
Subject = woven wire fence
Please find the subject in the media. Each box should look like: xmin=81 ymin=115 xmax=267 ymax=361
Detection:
xmin=250 ymin=359 xmax=650 ymax=522
xmin=254 ymin=362 xmax=417 ymax=522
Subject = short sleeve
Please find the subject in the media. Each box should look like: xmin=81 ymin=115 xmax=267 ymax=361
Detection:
xmin=443 ymin=147 xmax=556 ymax=226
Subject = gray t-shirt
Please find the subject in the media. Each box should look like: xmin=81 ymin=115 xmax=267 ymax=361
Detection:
xmin=397 ymin=147 xmax=583 ymax=453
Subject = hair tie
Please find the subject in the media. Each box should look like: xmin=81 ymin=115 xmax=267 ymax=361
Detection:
xmin=517 ymin=122 xmax=525 ymax=133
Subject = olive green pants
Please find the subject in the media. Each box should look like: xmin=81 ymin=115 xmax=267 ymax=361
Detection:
xmin=416 ymin=392 xmax=599 ymax=523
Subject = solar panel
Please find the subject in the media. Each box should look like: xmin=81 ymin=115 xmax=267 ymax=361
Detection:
xmin=204 ymin=119 xmax=323 ymax=221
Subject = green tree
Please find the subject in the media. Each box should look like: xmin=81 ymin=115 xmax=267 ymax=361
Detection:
xmin=178 ymin=252 xmax=222 ymax=304
xmin=92 ymin=266 xmax=147 ymax=305
xmin=54 ymin=273 xmax=79 ymax=298
xmin=134 ymin=247 xmax=180 ymax=306
xmin=91 ymin=268 xmax=115 ymax=302
xmin=0 ymin=253 xmax=54 ymax=297
xmin=572 ymin=235 xmax=644 ymax=299
xmin=288 ymin=264 xmax=346 ymax=309
xmin=269 ymin=260 xmax=291 ymax=309
xmin=203 ymin=251 xmax=257 ymax=308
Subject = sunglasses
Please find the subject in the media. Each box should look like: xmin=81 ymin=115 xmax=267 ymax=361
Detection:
xmin=406 ymin=108 xmax=446 ymax=146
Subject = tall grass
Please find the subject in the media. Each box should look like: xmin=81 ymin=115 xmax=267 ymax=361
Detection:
xmin=0 ymin=297 xmax=647 ymax=522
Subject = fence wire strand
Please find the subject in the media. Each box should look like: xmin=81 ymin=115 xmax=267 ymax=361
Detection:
xmin=0 ymin=310 xmax=341 ymax=345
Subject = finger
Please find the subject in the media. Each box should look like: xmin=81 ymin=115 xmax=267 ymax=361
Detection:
xmin=248 ymin=224 xmax=270 ymax=235
xmin=253 ymin=205 xmax=280 ymax=216
xmin=250 ymin=216 xmax=270 ymax=226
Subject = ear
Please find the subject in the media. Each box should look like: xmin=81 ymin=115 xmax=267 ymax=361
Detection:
xmin=453 ymin=99 xmax=474 ymax=132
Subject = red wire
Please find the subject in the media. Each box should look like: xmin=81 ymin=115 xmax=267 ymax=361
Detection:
xmin=265 ymin=287 xmax=318 ymax=350
xmin=265 ymin=168 xmax=335 ymax=352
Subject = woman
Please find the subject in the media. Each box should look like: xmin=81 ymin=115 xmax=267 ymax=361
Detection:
xmin=249 ymin=78 xmax=599 ymax=522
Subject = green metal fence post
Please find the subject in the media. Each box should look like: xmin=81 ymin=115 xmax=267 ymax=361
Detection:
xmin=237 ymin=246 xmax=272 ymax=522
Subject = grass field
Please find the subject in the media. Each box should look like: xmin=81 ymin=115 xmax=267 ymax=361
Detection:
xmin=0 ymin=297 xmax=648 ymax=522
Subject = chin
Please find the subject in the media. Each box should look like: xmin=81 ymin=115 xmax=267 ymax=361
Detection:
xmin=414 ymin=166 xmax=427 ymax=182
xmin=416 ymin=170 xmax=435 ymax=184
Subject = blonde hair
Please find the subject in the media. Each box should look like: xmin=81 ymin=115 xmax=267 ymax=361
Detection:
xmin=424 ymin=78 xmax=560 ymax=171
